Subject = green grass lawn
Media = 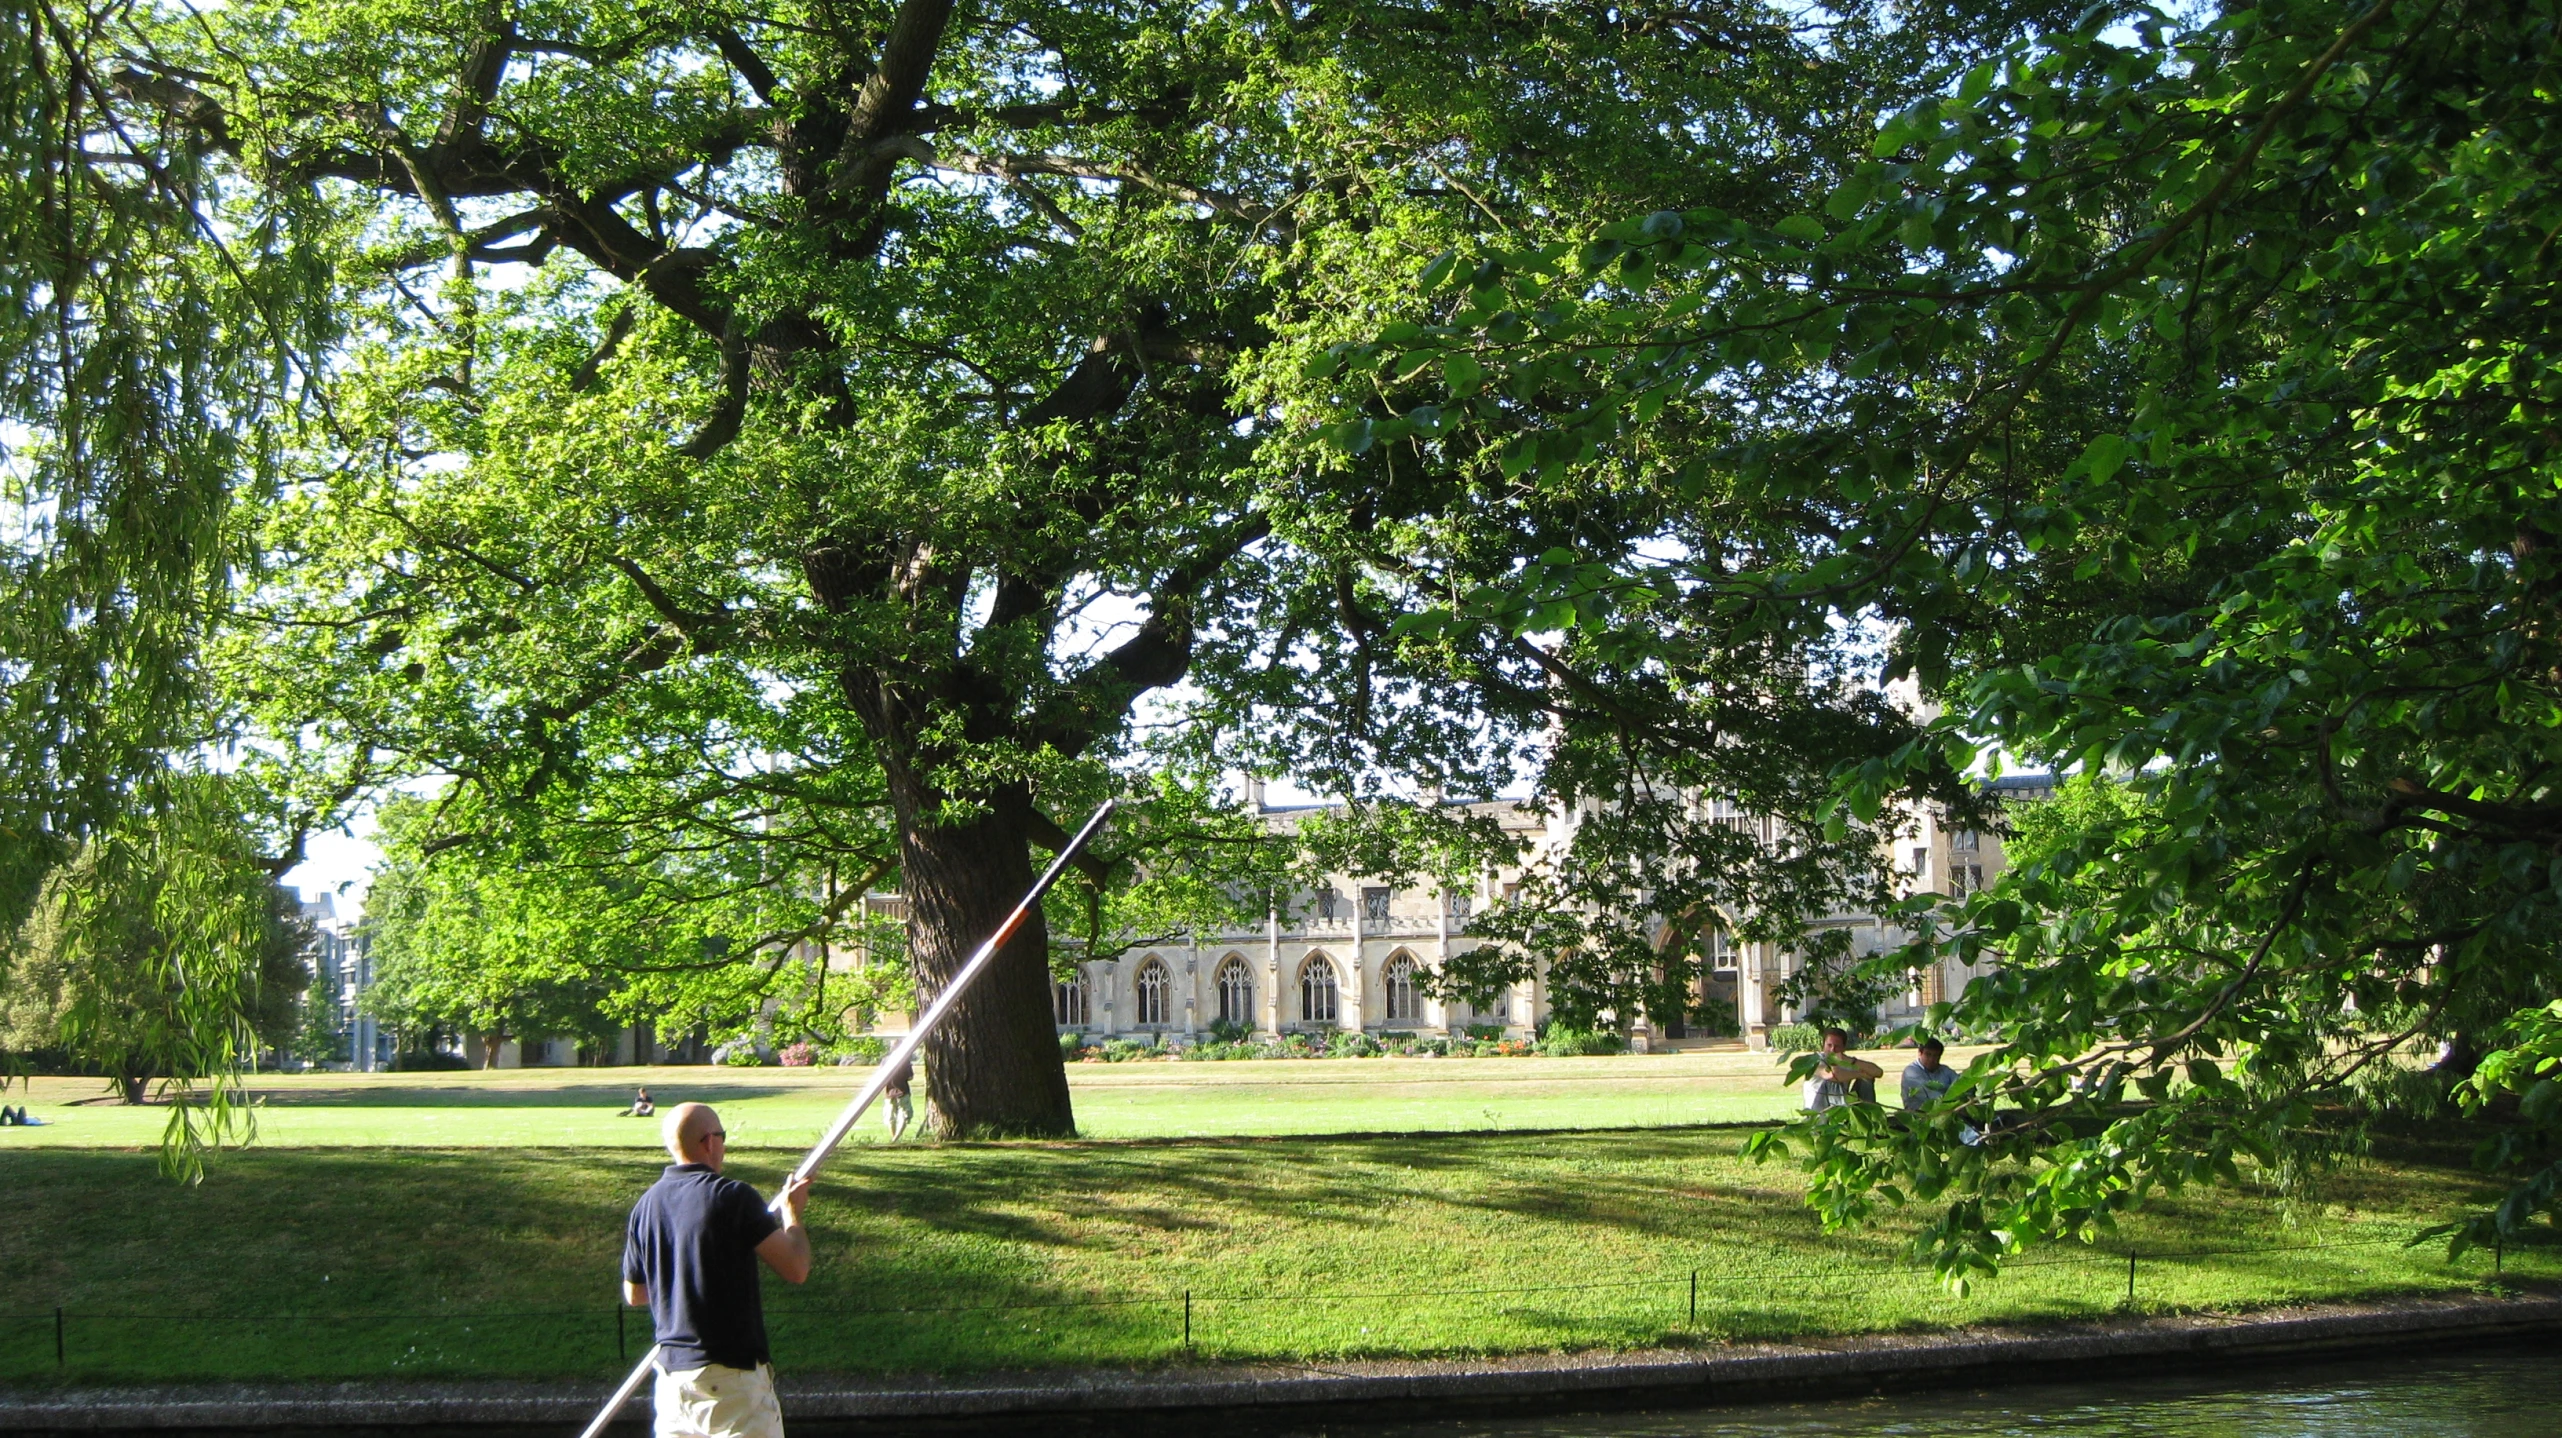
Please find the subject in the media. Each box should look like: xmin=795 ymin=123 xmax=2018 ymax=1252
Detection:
xmin=0 ymin=1050 xmax=1805 ymax=1149
xmin=0 ymin=1122 xmax=2544 ymax=1385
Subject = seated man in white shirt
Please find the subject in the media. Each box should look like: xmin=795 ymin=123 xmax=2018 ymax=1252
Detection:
xmin=1803 ymin=1027 xmax=1884 ymax=1112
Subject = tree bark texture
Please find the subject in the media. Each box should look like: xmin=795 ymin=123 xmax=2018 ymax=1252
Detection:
xmin=896 ymin=791 xmax=1076 ymax=1137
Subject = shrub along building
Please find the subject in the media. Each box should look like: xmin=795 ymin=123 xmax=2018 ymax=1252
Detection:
xmin=1040 ymin=776 xmax=2053 ymax=1052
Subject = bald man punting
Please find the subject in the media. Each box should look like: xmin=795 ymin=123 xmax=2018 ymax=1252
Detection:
xmin=622 ymin=1102 xmax=813 ymax=1438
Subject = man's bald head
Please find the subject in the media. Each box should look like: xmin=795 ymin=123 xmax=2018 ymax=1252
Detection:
xmin=662 ymin=1102 xmax=726 ymax=1166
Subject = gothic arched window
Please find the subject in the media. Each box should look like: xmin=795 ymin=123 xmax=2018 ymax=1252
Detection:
xmin=1135 ymin=957 xmax=1172 ymax=1026
xmin=1384 ymin=953 xmax=1421 ymax=1023
xmin=1215 ymin=956 xmax=1254 ymax=1027
xmin=1054 ymin=968 xmax=1089 ymax=1027
xmin=1299 ymin=954 xmax=1340 ymax=1026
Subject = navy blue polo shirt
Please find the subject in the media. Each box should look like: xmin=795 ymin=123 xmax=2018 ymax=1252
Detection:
xmin=622 ymin=1164 xmax=782 ymax=1371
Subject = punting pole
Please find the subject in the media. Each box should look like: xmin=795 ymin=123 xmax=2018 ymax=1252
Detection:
xmin=577 ymin=800 xmax=1117 ymax=1438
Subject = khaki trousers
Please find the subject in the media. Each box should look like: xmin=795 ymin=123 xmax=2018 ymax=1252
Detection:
xmin=652 ymin=1360 xmax=784 ymax=1438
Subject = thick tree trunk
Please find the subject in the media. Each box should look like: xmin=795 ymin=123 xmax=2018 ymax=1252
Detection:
xmin=896 ymin=791 xmax=1076 ymax=1138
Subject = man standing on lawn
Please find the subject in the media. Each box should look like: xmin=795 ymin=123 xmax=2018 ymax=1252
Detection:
xmin=624 ymin=1102 xmax=814 ymax=1438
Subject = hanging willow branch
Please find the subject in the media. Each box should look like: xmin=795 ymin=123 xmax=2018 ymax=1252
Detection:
xmin=0 ymin=1 xmax=339 ymax=1167
xmin=0 ymin=0 xmax=334 ymax=924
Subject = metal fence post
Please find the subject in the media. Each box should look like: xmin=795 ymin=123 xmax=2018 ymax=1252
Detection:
xmin=54 ymin=1307 xmax=63 ymax=1368
xmin=1689 ymin=1270 xmax=1698 ymax=1325
xmin=618 ymin=1304 xmax=627 ymax=1361
xmin=2494 ymin=1241 xmax=2503 ymax=1279
xmin=2126 ymin=1249 xmax=2136 ymax=1306
xmin=1183 ymin=1291 xmax=1192 ymax=1350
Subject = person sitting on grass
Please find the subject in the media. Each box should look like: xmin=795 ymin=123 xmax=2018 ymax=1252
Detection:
xmin=1902 ymin=1038 xmax=1960 ymax=1110
xmin=1803 ymin=1027 xmax=1884 ymax=1112
xmin=629 ymin=1086 xmax=655 ymax=1118
xmin=623 ymin=1103 xmax=813 ymax=1438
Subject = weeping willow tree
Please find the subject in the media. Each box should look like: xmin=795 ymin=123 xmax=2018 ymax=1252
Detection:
xmin=0 ymin=776 xmax=312 ymax=1174
xmin=0 ymin=0 xmax=334 ymax=1152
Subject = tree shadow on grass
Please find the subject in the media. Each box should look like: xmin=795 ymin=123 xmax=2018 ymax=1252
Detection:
xmin=797 ymin=1128 xmax=1864 ymax=1291
xmin=0 ymin=1145 xmax=1222 ymax=1383
xmin=2 ymin=1124 xmax=2532 ymax=1386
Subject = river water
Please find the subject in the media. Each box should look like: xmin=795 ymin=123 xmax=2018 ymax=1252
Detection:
xmin=1356 ymin=1342 xmax=2561 ymax=1438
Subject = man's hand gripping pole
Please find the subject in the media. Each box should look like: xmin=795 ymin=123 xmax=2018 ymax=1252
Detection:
xmin=577 ymin=800 xmax=1117 ymax=1438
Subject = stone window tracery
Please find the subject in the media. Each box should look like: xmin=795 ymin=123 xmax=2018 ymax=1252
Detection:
xmin=1135 ymin=957 xmax=1171 ymax=1026
xmin=1300 ymin=954 xmax=1340 ymax=1026
xmin=1384 ymin=953 xmax=1421 ymax=1023
xmin=1216 ymin=956 xmax=1254 ymax=1027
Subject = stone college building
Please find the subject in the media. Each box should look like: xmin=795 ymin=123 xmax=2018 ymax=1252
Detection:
xmin=1044 ymin=776 xmax=2052 ymax=1051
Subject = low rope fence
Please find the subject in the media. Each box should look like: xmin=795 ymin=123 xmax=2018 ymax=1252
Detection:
xmin=3 ymin=1233 xmax=2538 ymax=1382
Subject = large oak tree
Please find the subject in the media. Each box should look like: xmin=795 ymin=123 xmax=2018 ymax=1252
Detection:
xmin=62 ymin=0 xmax=2026 ymax=1136
xmin=7 ymin=0 xmax=2059 ymax=1139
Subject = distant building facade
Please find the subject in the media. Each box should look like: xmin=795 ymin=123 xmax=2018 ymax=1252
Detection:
xmin=297 ymin=891 xmax=389 ymax=1071
xmin=1032 ymin=775 xmax=2052 ymax=1050
xmin=430 ymin=773 xmax=2052 ymax=1067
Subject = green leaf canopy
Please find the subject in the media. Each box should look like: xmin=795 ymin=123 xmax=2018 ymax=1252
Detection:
xmin=24 ymin=0 xmax=2036 ymax=1135
xmin=1342 ymin=0 xmax=2562 ymax=1268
